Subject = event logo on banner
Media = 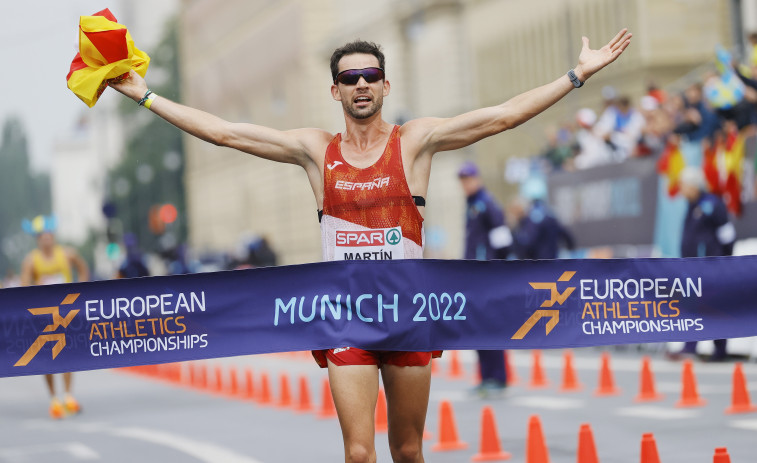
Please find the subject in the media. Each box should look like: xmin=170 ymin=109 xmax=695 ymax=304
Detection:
xmin=15 ymin=293 xmax=81 ymax=366
xmin=511 ymin=268 xmax=706 ymax=342
xmin=511 ymin=271 xmax=576 ymax=339
xmin=83 ymin=290 xmax=209 ymax=358
xmin=12 ymin=288 xmax=210 ymax=369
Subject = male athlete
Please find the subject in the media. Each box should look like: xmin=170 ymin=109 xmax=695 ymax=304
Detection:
xmin=20 ymin=218 xmax=90 ymax=418
xmin=112 ymin=29 xmax=631 ymax=463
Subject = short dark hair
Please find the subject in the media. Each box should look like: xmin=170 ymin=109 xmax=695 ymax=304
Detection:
xmin=330 ymin=40 xmax=385 ymax=82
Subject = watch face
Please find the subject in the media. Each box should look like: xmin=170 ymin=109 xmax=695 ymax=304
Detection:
xmin=569 ymin=70 xmax=582 ymax=87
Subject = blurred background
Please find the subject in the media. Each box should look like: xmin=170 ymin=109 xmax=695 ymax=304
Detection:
xmin=1 ymin=0 xmax=756 ymax=281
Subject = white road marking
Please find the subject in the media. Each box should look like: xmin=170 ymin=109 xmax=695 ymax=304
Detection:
xmin=616 ymin=406 xmax=700 ymax=420
xmin=429 ymin=390 xmax=478 ymax=402
xmin=510 ymin=396 xmax=585 ymax=410
xmin=22 ymin=420 xmax=264 ymax=463
xmin=0 ymin=442 xmax=99 ymax=460
xmin=111 ymin=427 xmax=264 ymax=463
xmin=729 ymin=419 xmax=757 ymax=431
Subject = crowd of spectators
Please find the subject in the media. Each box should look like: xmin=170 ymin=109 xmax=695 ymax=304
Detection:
xmin=541 ymin=34 xmax=757 ymax=172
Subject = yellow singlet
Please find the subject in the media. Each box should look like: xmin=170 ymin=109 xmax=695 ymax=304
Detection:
xmin=30 ymin=246 xmax=72 ymax=285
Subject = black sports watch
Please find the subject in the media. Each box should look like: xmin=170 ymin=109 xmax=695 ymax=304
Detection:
xmin=568 ymin=69 xmax=584 ymax=88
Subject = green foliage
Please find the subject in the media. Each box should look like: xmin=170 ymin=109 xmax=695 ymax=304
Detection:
xmin=108 ymin=17 xmax=186 ymax=253
xmin=0 ymin=117 xmax=51 ymax=274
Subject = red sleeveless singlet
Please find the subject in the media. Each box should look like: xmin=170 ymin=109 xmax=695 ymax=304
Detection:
xmin=320 ymin=125 xmax=424 ymax=261
xmin=313 ymin=125 xmax=439 ymax=368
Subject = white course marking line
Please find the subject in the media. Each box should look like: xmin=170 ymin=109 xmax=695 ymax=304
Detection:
xmin=0 ymin=442 xmax=100 ymax=460
xmin=23 ymin=420 xmax=264 ymax=463
xmin=616 ymin=406 xmax=700 ymax=420
xmin=729 ymin=419 xmax=757 ymax=431
xmin=510 ymin=396 xmax=585 ymax=410
xmin=429 ymin=390 xmax=478 ymax=402
xmin=110 ymin=427 xmax=264 ymax=463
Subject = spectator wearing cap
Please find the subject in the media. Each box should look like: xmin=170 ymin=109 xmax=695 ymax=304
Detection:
xmin=673 ymin=167 xmax=735 ymax=361
xmin=458 ymin=161 xmax=510 ymax=396
xmin=574 ymin=108 xmax=612 ymax=169
xmin=595 ymin=95 xmax=646 ymax=161
xmin=637 ymin=95 xmax=674 ymax=157
xmin=509 ymin=178 xmax=575 ymax=260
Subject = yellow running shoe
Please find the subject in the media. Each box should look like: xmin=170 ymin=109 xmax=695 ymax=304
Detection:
xmin=64 ymin=395 xmax=81 ymax=415
xmin=49 ymin=398 xmax=65 ymax=419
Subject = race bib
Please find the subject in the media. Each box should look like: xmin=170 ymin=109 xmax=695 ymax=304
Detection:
xmin=334 ymin=227 xmax=404 ymax=261
xmin=39 ymin=275 xmax=66 ymax=286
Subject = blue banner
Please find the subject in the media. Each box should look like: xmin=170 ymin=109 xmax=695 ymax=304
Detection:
xmin=2 ymin=256 xmax=756 ymax=377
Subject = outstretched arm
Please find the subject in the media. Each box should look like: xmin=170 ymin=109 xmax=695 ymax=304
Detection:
xmin=412 ymin=29 xmax=632 ymax=154
xmin=109 ymin=71 xmax=320 ymax=166
xmin=19 ymin=256 xmax=33 ymax=287
xmin=66 ymin=248 xmax=90 ymax=282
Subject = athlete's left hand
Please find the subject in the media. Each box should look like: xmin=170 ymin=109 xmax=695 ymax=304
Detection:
xmin=574 ymin=29 xmax=632 ymax=81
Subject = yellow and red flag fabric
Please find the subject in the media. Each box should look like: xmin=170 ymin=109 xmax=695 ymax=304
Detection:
xmin=66 ymin=9 xmax=150 ymax=107
xmin=702 ymin=142 xmax=722 ymax=196
xmin=656 ymin=141 xmax=686 ymax=196
xmin=722 ymin=130 xmax=745 ymax=216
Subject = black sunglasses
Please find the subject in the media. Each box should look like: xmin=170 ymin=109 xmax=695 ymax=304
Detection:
xmin=334 ymin=67 xmax=385 ymax=85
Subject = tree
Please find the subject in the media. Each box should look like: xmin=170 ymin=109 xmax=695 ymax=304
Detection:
xmin=0 ymin=117 xmax=51 ymax=274
xmin=107 ymin=16 xmax=186 ymax=254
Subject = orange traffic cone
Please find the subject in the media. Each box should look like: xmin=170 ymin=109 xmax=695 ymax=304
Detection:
xmin=185 ymin=363 xmax=196 ymax=387
xmin=228 ymin=367 xmax=239 ymax=397
xmin=472 ymin=406 xmax=511 ymax=461
xmin=295 ymin=375 xmax=313 ymax=413
xmin=375 ymin=388 xmax=388 ymax=433
xmin=213 ymin=365 xmax=224 ymax=393
xmin=675 ymin=359 xmax=706 ymax=407
xmin=713 ymin=447 xmax=731 ymax=463
xmin=431 ymin=400 xmax=468 ymax=451
xmin=529 ymin=351 xmax=549 ymax=389
xmin=640 ymin=433 xmax=660 ymax=463
xmin=448 ymin=351 xmax=465 ymax=379
xmin=505 ymin=351 xmax=519 ymax=386
xmin=576 ymin=423 xmax=598 ymax=463
xmin=560 ymin=350 xmax=582 ymax=392
xmin=594 ymin=352 xmax=620 ymax=396
xmin=526 ymin=415 xmax=550 ymax=463
xmin=257 ymin=371 xmax=272 ymax=405
xmin=244 ymin=369 xmax=255 ymax=400
xmin=194 ymin=363 xmax=207 ymax=390
xmin=635 ymin=356 xmax=664 ymax=402
xmin=318 ymin=378 xmax=338 ymax=419
xmin=725 ymin=363 xmax=757 ymax=414
xmin=276 ymin=373 xmax=292 ymax=408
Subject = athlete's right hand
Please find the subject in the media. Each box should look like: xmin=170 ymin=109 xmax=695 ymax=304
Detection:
xmin=109 ymin=70 xmax=148 ymax=102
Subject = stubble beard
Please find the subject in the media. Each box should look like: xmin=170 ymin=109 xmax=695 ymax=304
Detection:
xmin=343 ymin=96 xmax=383 ymax=120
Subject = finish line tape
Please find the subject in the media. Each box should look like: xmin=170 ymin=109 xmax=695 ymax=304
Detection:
xmin=2 ymin=256 xmax=755 ymax=377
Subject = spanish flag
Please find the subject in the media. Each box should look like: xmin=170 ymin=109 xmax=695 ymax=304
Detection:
xmin=66 ymin=9 xmax=150 ymax=107
xmin=722 ymin=129 xmax=744 ymax=216
xmin=656 ymin=141 xmax=685 ymax=196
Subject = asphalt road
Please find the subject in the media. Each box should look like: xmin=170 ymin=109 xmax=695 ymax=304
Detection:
xmin=1 ymin=347 xmax=756 ymax=462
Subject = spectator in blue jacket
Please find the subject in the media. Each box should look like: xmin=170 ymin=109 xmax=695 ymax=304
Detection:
xmin=675 ymin=167 xmax=735 ymax=361
xmin=458 ymin=161 xmax=511 ymax=396
xmin=673 ymin=83 xmax=721 ymax=142
xmin=510 ymin=178 xmax=575 ymax=260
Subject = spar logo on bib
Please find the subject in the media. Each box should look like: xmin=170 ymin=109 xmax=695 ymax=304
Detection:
xmin=335 ymin=227 xmax=405 ymax=260
xmin=386 ymin=228 xmax=401 ymax=246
